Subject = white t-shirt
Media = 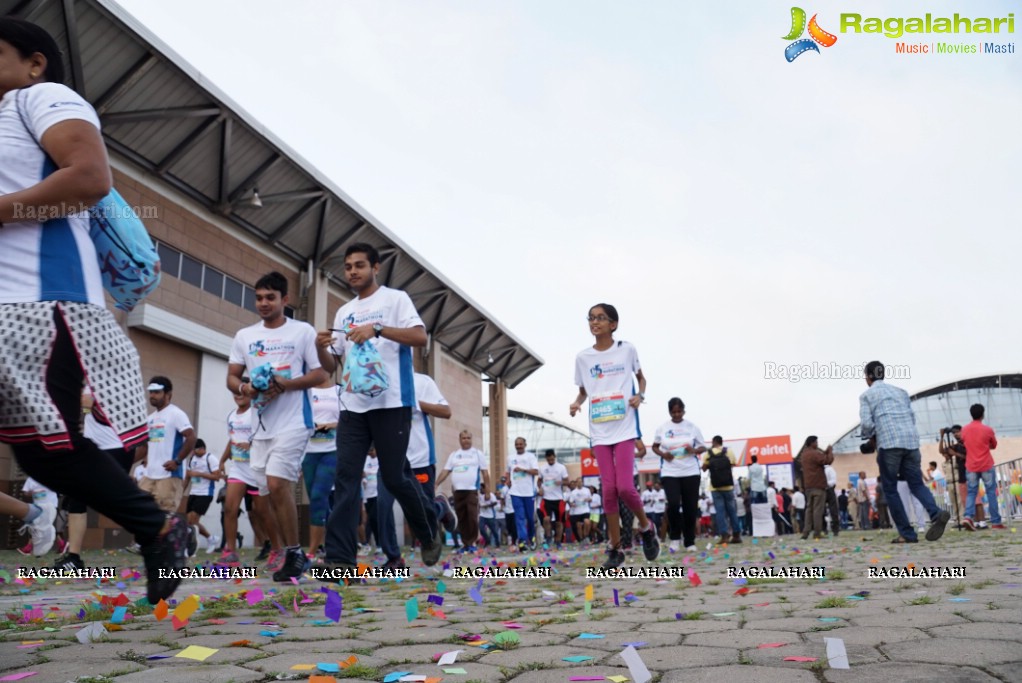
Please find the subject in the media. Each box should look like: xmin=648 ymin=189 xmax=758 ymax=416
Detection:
xmin=641 ymin=489 xmax=656 ymax=513
xmin=330 ymin=286 xmax=423 ymax=413
xmin=767 ymin=486 xmax=778 ymax=508
xmin=407 ymin=373 xmax=447 ymax=469
xmin=230 ymin=318 xmax=320 ymax=439
xmin=443 ymin=448 xmax=488 ymax=491
xmin=494 ymin=486 xmax=507 ymax=518
xmin=227 ymin=408 xmax=254 ymax=464
xmin=749 ymin=463 xmax=767 ymax=492
xmin=502 ymin=484 xmax=515 ymax=512
xmin=824 ymin=464 xmax=837 ymax=488
xmin=307 ymin=386 xmax=340 ymax=453
xmin=144 ymin=404 xmax=192 ymax=480
xmin=187 ymin=452 xmax=218 ymax=496
xmin=22 ymin=477 xmax=57 ymax=509
xmin=590 ymin=492 xmax=603 ymax=514
xmin=507 ymin=451 xmax=538 ymax=497
xmin=479 ymin=492 xmax=498 ymax=519
xmin=574 ymin=341 xmax=642 ymax=446
xmin=0 ymin=84 xmax=104 ymax=306
xmin=792 ymin=491 xmax=806 ymax=510
xmin=698 ymin=498 xmax=709 ymax=516
xmin=652 ymin=489 xmax=666 ymax=514
xmin=932 ymin=468 xmax=946 ymax=482
xmin=363 ymin=457 xmax=380 ymax=499
xmin=539 ymin=462 xmax=569 ymax=500
xmin=84 ymin=413 xmax=124 ymax=451
xmin=568 ymin=487 xmax=592 ymax=515
xmin=132 ymin=463 xmax=146 ymax=483
xmin=653 ymin=419 xmax=705 ymax=478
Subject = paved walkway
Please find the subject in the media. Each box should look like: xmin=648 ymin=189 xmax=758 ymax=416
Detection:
xmin=1 ymin=527 xmax=1020 ymax=683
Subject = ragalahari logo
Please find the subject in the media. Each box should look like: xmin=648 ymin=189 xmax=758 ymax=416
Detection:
xmin=783 ymin=7 xmax=838 ymax=62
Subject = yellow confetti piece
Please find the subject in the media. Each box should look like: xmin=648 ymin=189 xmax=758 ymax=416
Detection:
xmin=175 ymin=645 xmax=218 ymax=661
xmin=172 ymin=594 xmax=200 ymax=622
xmin=608 ymin=676 xmax=630 ymax=683
xmin=291 ymin=664 xmax=316 ymax=670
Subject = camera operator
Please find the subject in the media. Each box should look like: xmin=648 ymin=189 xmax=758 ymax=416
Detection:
xmin=939 ymin=425 xmax=966 ymax=524
xmin=858 ymin=361 xmax=950 ymax=543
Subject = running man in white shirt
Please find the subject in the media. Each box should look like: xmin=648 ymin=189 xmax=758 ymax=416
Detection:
xmin=570 ymin=303 xmax=660 ymax=569
xmin=539 ymin=450 xmax=569 ymax=548
xmin=506 ymin=437 xmax=539 ymax=550
xmin=567 ymin=480 xmax=593 ymax=544
xmin=182 ymin=439 xmax=221 ymax=555
xmin=317 ymin=244 xmax=445 ymax=571
xmin=436 ymin=430 xmax=490 ymax=553
xmin=136 ymin=376 xmax=196 ymax=515
xmin=228 ymin=272 xmax=331 ymax=581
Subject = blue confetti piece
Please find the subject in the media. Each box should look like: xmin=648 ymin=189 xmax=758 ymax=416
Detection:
xmin=111 ymin=606 xmax=128 ymax=623
xmin=734 ymin=578 xmax=748 ymax=586
xmin=468 ymin=587 xmax=483 ymax=604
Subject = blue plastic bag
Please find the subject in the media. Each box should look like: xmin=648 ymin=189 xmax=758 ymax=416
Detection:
xmin=342 ymin=341 xmax=389 ymax=397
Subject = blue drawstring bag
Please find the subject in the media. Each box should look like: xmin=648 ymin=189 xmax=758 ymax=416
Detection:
xmin=88 ymin=189 xmax=161 ymax=311
xmin=342 ymin=342 xmax=389 ymax=397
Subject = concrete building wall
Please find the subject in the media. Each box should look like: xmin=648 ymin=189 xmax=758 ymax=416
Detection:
xmin=434 ymin=349 xmax=484 ymax=493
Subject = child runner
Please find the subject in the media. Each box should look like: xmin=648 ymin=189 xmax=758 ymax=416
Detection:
xmin=303 ymin=379 xmax=339 ymax=560
xmin=570 ymin=303 xmax=660 ymax=569
xmin=183 ymin=439 xmax=220 ymax=554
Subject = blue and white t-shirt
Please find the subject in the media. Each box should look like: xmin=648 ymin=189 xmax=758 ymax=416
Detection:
xmin=144 ymin=404 xmax=192 ymax=480
xmin=307 ymin=386 xmax=340 ymax=453
xmin=407 ymin=373 xmax=448 ymax=469
xmin=653 ymin=419 xmax=705 ymax=478
xmin=187 ymin=452 xmax=218 ymax=496
xmin=229 ymin=318 xmax=320 ymax=439
xmin=330 ymin=286 xmax=423 ymax=413
xmin=0 ymin=83 xmax=105 ymax=305
xmin=443 ymin=448 xmax=488 ymax=491
xmin=574 ymin=341 xmax=642 ymax=447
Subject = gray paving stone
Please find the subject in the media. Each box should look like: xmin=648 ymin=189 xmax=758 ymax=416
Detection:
xmin=684 ymin=629 xmax=804 ymax=649
xmin=743 ymin=616 xmax=847 ymax=632
xmin=929 ymin=621 xmax=1022 ymax=641
xmin=803 ymin=626 xmax=930 ymax=647
xmin=39 ymin=640 xmax=172 ymax=661
xmin=240 ymin=652 xmax=386 ymax=674
xmin=739 ymin=642 xmax=883 ymax=666
xmin=986 ymin=663 xmax=1022 ymax=683
xmin=960 ymin=609 xmax=1022 ymax=625
xmin=371 ymin=643 xmax=486 ymax=664
xmin=501 ymin=666 xmax=634 ymax=683
xmin=852 ymin=611 xmax=969 ymax=629
xmin=824 ymin=662 xmax=1003 ymax=682
xmin=636 ymin=618 xmax=739 ymax=634
xmin=114 ymin=663 xmax=264 ymax=682
xmin=0 ymin=648 xmax=37 ymax=673
xmin=0 ymin=660 xmax=145 ymax=683
xmin=260 ymin=637 xmax=376 ymax=654
xmin=479 ymin=644 xmax=610 ymax=668
xmin=662 ymin=664 xmax=820 ymax=683
xmin=881 ymin=637 xmax=1022 ymax=666
xmin=552 ymin=630 xmax=682 ymax=651
xmin=614 ymin=644 xmax=739 ymax=670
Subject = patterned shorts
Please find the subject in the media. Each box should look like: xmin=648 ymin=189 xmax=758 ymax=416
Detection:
xmin=0 ymin=301 xmax=148 ymax=450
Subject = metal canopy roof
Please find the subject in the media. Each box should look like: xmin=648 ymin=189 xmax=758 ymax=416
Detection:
xmin=3 ymin=0 xmax=543 ymax=388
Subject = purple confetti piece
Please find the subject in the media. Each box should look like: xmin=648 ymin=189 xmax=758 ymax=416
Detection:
xmin=147 ymin=654 xmax=172 ymax=660
xmin=768 ymin=552 xmax=776 ymax=559
xmin=613 ymin=589 xmax=619 ymax=606
xmin=325 ymin=591 xmax=342 ymax=623
xmin=623 ymin=641 xmax=647 ymax=647
xmin=734 ymin=578 xmax=748 ymax=586
xmin=468 ymin=587 xmax=483 ymax=605
xmin=272 ymin=600 xmax=287 ymax=614
xmin=675 ymin=612 xmax=685 ymax=620
xmin=427 ymin=595 xmax=444 ymax=606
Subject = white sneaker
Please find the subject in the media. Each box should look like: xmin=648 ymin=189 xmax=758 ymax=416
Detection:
xmin=685 ymin=545 xmax=698 ymax=552
xmin=124 ymin=542 xmax=142 ymax=554
xmin=206 ymin=535 xmax=219 ymax=554
xmin=25 ymin=505 xmax=56 ymax=556
xmin=669 ymin=540 xmax=681 ymax=552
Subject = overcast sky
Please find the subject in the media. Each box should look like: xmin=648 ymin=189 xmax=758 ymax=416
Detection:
xmin=114 ymin=0 xmax=1019 ymax=448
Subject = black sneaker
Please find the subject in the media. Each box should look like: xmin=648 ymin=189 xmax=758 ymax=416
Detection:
xmin=601 ymin=546 xmax=626 ymax=570
xmin=51 ymin=552 xmax=85 ymax=572
xmin=382 ymin=556 xmax=406 ymax=570
xmin=272 ymin=548 xmax=310 ymax=582
xmin=186 ymin=526 xmax=198 ymax=557
xmin=141 ymin=513 xmax=188 ymax=604
xmin=436 ymin=495 xmax=458 ymax=534
xmin=421 ymin=522 xmax=445 ymax=567
xmin=255 ymin=540 xmax=271 ymax=561
xmin=640 ymin=522 xmax=661 ymax=562
xmin=926 ymin=509 xmax=951 ymax=541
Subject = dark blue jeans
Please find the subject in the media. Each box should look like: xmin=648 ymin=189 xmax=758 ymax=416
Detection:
xmin=511 ymin=495 xmax=535 ymax=544
xmin=711 ymin=490 xmax=741 ymax=536
xmin=876 ymin=448 xmax=940 ymax=541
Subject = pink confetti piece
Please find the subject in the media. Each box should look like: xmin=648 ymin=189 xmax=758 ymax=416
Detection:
xmin=0 ymin=673 xmax=38 ymax=681
xmin=784 ymin=656 xmax=817 ymax=662
xmin=757 ymin=643 xmax=787 ymax=648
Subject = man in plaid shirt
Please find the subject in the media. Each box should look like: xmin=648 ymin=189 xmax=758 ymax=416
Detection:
xmin=859 ymin=361 xmax=951 ymax=543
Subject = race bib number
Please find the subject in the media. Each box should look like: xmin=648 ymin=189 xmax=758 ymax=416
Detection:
xmin=366 ymin=473 xmax=377 ymax=484
xmin=311 ymin=428 xmax=336 ymax=445
xmin=591 ymin=393 xmax=627 ymax=423
xmin=230 ymin=443 xmax=250 ymax=462
xmin=455 ymin=465 xmax=471 ymax=474
xmin=512 ymin=469 xmax=527 ymax=479
xmin=149 ymin=424 xmax=166 ymax=443
xmin=543 ymin=478 xmax=556 ymax=489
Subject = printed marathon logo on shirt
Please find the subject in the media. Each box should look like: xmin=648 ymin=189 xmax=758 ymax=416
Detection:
xmin=589 ymin=362 xmax=627 ymax=379
xmin=248 ymin=339 xmax=298 ymax=358
xmin=149 ymin=424 xmax=166 ymax=443
xmin=339 ymin=310 xmax=385 ymax=333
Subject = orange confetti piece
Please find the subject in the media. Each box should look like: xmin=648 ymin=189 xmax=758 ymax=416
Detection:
xmin=153 ymin=599 xmax=168 ymax=621
xmin=229 ymin=640 xmax=251 ymax=647
xmin=309 ymin=677 xmax=337 ymax=683
xmin=339 ymin=655 xmax=358 ymax=668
